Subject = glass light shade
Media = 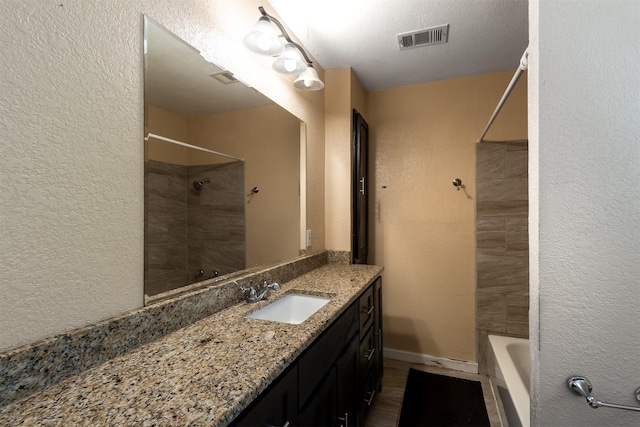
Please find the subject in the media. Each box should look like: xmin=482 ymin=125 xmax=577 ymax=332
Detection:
xmin=272 ymin=44 xmax=308 ymax=75
xmin=243 ymin=17 xmax=284 ymax=56
xmin=293 ymin=66 xmax=325 ymax=91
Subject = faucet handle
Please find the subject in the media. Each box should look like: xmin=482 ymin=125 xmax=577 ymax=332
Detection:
xmin=235 ymin=281 xmax=254 ymax=296
xmin=263 ymin=280 xmax=281 ymax=290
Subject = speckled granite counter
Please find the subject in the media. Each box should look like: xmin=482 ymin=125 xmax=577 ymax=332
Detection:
xmin=0 ymin=263 xmax=382 ymax=426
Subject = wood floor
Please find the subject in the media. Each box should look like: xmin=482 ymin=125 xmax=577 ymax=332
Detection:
xmin=364 ymin=358 xmax=502 ymax=427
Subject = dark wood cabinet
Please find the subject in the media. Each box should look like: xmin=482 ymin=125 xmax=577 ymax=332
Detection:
xmin=352 ymin=109 xmax=369 ymax=264
xmin=298 ymin=302 xmax=358 ymax=407
xmin=358 ymin=276 xmax=383 ymax=423
xmin=358 ymin=285 xmax=374 ymax=334
xmin=299 ymin=367 xmax=338 ymax=426
xmin=233 ymin=277 xmax=382 ymax=427
xmin=373 ymin=277 xmax=383 ymax=392
xmin=232 ymin=365 xmax=298 ymax=427
xmin=336 ymin=334 xmax=360 ymax=427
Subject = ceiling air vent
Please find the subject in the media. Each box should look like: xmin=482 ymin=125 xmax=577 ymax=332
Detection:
xmin=397 ymin=24 xmax=449 ymax=51
xmin=210 ymin=71 xmax=239 ymax=85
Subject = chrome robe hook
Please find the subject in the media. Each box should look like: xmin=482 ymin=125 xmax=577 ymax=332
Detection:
xmin=452 ymin=178 xmax=462 ymax=190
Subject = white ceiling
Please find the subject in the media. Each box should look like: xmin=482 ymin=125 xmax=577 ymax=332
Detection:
xmin=268 ymin=0 xmax=529 ymax=91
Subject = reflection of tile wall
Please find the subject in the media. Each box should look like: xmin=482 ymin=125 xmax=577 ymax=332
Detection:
xmin=144 ymin=160 xmax=245 ymax=297
xmin=475 ymin=141 xmax=528 ymax=374
xmin=145 ymin=161 xmax=188 ymax=296
xmin=187 ymin=162 xmax=245 ymax=283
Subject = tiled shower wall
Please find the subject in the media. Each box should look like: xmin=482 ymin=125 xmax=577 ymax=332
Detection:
xmin=475 ymin=140 xmax=529 ymax=374
xmin=144 ymin=160 xmax=245 ymax=297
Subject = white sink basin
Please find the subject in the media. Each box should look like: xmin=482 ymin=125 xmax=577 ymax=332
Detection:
xmin=247 ymin=294 xmax=331 ymax=324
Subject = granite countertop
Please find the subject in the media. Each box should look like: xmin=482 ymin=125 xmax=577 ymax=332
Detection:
xmin=0 ymin=264 xmax=382 ymax=426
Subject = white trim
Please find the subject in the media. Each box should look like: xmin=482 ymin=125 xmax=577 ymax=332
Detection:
xmin=384 ymin=347 xmax=478 ymax=374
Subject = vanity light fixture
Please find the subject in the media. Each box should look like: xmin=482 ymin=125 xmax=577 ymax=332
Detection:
xmin=243 ymin=16 xmax=284 ymax=56
xmin=272 ymin=43 xmax=308 ymax=75
xmin=293 ymin=66 xmax=324 ymax=91
xmin=243 ymin=6 xmax=324 ymax=91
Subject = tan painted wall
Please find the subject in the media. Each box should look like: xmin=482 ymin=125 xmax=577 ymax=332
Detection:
xmin=324 ymin=68 xmax=352 ymax=251
xmin=145 ymin=105 xmax=189 ymax=164
xmin=324 ymin=68 xmax=369 ymax=253
xmin=187 ymin=105 xmax=301 ymax=268
xmin=350 ymin=69 xmax=368 ymax=119
xmin=368 ymin=70 xmax=527 ymax=361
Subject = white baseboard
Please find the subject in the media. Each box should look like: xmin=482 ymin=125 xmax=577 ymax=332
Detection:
xmin=384 ymin=347 xmax=478 ymax=374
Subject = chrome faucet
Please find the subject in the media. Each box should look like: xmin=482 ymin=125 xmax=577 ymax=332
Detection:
xmin=239 ymin=280 xmax=281 ymax=303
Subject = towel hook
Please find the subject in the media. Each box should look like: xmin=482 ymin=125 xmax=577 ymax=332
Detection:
xmin=246 ymin=186 xmax=260 ymax=203
xmin=452 ymin=178 xmax=462 ymax=190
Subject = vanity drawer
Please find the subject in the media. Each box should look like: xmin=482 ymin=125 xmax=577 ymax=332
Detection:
xmin=359 ymin=285 xmax=374 ymax=335
xmin=359 ymin=325 xmax=376 ymax=379
xmin=359 ymin=369 xmax=376 ymax=423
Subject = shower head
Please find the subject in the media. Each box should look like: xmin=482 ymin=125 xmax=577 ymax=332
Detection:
xmin=193 ymin=177 xmax=210 ymax=191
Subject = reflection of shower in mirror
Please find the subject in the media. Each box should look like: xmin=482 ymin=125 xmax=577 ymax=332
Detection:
xmin=192 ymin=178 xmax=210 ymax=191
xmin=143 ymin=17 xmax=302 ymax=304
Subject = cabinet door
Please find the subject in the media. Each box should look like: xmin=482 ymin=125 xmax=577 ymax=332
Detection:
xmin=298 ymin=302 xmax=358 ymax=408
xmin=336 ymin=334 xmax=359 ymax=427
xmin=352 ymin=109 xmax=369 ymax=264
xmin=232 ymin=366 xmax=298 ymax=427
xmin=373 ymin=277 xmax=383 ymax=392
xmin=299 ymin=368 xmax=338 ymax=427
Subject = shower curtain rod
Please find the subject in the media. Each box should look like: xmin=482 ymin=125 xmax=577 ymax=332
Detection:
xmin=477 ymin=48 xmax=529 ymax=143
xmin=144 ymin=133 xmax=244 ymax=162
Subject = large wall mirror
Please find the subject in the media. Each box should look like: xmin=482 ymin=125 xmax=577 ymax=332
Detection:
xmin=144 ymin=17 xmax=304 ymax=303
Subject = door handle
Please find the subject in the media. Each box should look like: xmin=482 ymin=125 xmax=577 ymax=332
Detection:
xmin=375 ymin=328 xmax=382 ymax=350
xmin=360 ymin=177 xmax=365 ymax=195
xmin=364 ymin=389 xmax=376 ymax=405
xmin=362 ymin=305 xmax=374 ymax=316
xmin=338 ymin=412 xmax=349 ymax=427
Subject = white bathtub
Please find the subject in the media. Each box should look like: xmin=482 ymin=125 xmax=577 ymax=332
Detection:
xmin=488 ymin=335 xmax=530 ymax=427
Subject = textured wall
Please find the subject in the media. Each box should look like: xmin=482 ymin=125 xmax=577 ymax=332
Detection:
xmin=531 ymin=1 xmax=640 ymax=425
xmin=368 ymin=70 xmax=527 ymax=361
xmin=324 ymin=67 xmax=369 ymax=254
xmin=324 ymin=68 xmax=352 ymax=252
xmin=0 ymin=0 xmax=325 ymax=352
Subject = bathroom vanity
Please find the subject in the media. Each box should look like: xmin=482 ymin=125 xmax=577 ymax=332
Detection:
xmin=233 ymin=276 xmax=383 ymax=426
xmin=0 ymin=258 xmax=383 ymax=426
